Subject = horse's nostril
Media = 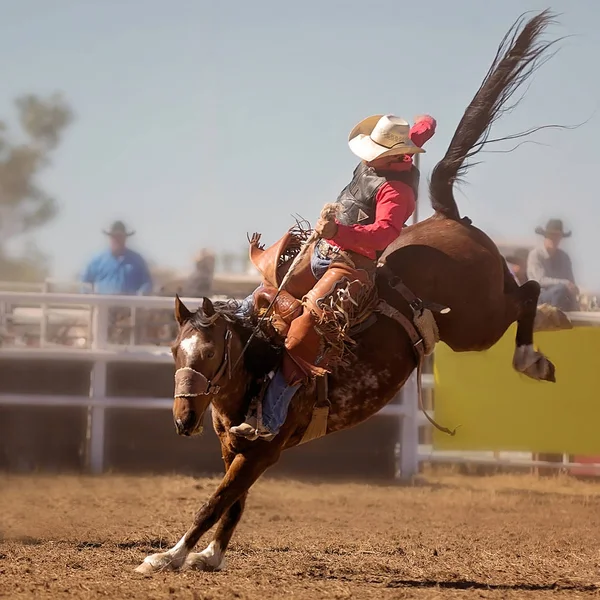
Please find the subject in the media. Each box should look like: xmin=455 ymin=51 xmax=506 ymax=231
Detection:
xmin=175 ymin=412 xmax=197 ymax=436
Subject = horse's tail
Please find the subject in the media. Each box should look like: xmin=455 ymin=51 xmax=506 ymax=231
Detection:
xmin=430 ymin=10 xmax=559 ymax=221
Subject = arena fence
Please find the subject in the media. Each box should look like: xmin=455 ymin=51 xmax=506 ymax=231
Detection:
xmin=0 ymin=290 xmax=598 ymax=479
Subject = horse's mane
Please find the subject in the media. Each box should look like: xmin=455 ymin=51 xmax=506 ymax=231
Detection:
xmin=190 ymin=299 xmax=281 ymax=376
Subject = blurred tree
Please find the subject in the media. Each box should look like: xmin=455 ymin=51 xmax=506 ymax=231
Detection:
xmin=0 ymin=93 xmax=73 ymax=281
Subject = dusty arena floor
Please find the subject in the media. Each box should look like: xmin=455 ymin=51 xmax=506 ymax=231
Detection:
xmin=1 ymin=472 xmax=600 ymax=599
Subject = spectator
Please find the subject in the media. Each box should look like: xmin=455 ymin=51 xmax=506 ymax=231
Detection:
xmin=185 ymin=249 xmax=215 ymax=297
xmin=81 ymin=221 xmax=152 ymax=295
xmin=505 ymin=248 xmax=529 ymax=285
xmin=527 ymin=219 xmax=578 ymax=311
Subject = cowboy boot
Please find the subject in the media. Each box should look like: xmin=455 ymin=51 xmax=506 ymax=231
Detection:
xmin=230 ymin=374 xmax=274 ymax=441
xmin=230 ymin=370 xmax=301 ymax=442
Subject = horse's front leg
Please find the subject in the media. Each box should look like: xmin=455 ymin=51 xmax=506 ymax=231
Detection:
xmin=182 ymin=492 xmax=248 ymax=572
xmin=135 ymin=447 xmax=280 ymax=574
xmin=181 ymin=445 xmax=247 ymax=572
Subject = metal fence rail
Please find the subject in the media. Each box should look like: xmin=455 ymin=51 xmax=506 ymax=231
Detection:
xmin=1 ymin=290 xmax=600 ymax=478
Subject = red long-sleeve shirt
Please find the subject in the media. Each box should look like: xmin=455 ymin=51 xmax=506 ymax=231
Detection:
xmin=327 ymin=115 xmax=436 ymax=259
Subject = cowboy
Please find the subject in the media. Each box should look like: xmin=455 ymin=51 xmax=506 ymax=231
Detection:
xmin=81 ymin=221 xmax=153 ymax=295
xmin=231 ymin=113 xmax=436 ymax=441
xmin=527 ymin=219 xmax=579 ymax=312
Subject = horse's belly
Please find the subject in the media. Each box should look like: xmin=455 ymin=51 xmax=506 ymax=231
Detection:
xmin=325 ymin=356 xmax=411 ymax=433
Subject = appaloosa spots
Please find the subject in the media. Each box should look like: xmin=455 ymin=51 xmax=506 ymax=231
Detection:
xmin=328 ymin=367 xmax=393 ymax=426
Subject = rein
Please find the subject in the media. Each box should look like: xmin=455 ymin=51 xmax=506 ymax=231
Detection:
xmin=174 ymin=326 xmax=233 ymax=398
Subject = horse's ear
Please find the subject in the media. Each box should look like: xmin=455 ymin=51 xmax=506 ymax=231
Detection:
xmin=202 ymin=297 xmax=215 ymax=317
xmin=174 ymin=294 xmax=192 ymax=326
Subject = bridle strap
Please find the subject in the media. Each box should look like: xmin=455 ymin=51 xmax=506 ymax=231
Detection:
xmin=174 ymin=327 xmax=233 ymax=398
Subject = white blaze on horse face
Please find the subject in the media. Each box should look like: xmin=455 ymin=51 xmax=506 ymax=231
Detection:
xmin=180 ymin=333 xmax=201 ymax=364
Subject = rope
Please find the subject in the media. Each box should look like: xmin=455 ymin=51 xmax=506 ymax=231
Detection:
xmin=416 ymin=359 xmax=458 ymax=437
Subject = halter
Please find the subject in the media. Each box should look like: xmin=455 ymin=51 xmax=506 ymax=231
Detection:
xmin=174 ymin=327 xmax=233 ymax=398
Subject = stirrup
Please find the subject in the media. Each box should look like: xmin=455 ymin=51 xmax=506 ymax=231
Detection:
xmin=229 ymin=419 xmax=259 ymax=441
xmin=230 ymin=372 xmax=276 ymax=442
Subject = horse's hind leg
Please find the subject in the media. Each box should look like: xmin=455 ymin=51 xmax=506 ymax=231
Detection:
xmin=511 ymin=279 xmax=556 ymax=382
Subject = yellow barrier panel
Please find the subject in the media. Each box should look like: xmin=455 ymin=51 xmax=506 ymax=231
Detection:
xmin=433 ymin=325 xmax=600 ymax=455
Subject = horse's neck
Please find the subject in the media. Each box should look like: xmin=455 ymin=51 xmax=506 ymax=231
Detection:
xmin=211 ymin=367 xmax=251 ymax=423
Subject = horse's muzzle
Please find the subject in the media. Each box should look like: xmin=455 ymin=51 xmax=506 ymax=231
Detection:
xmin=174 ymin=411 xmax=203 ymax=437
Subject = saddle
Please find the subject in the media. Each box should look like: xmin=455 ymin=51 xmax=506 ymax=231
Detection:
xmin=248 ymin=229 xmax=447 ymax=347
xmin=249 ymin=230 xmax=376 ymax=346
xmin=247 ymin=227 xmax=452 ymax=443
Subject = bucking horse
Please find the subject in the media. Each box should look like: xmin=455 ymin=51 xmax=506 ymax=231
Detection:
xmin=136 ymin=10 xmax=571 ymax=574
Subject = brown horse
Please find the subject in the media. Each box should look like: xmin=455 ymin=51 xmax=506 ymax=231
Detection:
xmin=136 ymin=10 xmax=569 ymax=574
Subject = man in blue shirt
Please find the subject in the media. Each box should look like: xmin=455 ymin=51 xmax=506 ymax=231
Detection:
xmin=81 ymin=221 xmax=153 ymax=295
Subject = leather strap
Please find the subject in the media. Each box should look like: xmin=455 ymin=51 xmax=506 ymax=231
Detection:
xmin=376 ymin=301 xmax=424 ymax=361
xmin=378 ymin=263 xmax=450 ymax=315
xmin=376 ymin=300 xmax=456 ymax=437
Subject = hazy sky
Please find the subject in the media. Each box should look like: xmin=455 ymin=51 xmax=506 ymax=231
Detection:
xmin=1 ymin=1 xmax=598 ymax=286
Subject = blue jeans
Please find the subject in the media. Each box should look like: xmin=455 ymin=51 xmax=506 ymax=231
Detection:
xmin=539 ymin=284 xmax=578 ymax=312
xmin=238 ymin=245 xmax=334 ymax=435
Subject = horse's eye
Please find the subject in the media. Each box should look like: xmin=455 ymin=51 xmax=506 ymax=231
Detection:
xmin=206 ymin=350 xmax=215 ymax=359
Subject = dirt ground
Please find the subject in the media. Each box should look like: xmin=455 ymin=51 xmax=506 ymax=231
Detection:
xmin=1 ymin=472 xmax=600 ymax=600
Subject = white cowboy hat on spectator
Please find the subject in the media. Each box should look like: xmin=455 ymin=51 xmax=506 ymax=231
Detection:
xmin=348 ymin=114 xmax=425 ymax=162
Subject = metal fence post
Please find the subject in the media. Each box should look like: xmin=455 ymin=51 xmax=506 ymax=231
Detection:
xmin=88 ymin=303 xmax=109 ymax=474
xmin=399 ymin=371 xmax=420 ymax=479
xmin=40 ymin=280 xmax=49 ymax=347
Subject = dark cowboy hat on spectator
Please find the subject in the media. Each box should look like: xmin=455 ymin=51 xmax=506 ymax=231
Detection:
xmin=103 ymin=220 xmax=135 ymax=237
xmin=535 ymin=219 xmax=571 ymax=238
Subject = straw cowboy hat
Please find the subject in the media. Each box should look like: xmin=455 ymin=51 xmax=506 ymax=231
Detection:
xmin=535 ymin=219 xmax=571 ymax=238
xmin=348 ymin=114 xmax=425 ymax=162
xmin=103 ymin=220 xmax=135 ymax=237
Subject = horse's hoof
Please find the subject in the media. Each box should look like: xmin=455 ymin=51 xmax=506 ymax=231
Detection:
xmin=134 ymin=561 xmax=158 ymax=576
xmin=513 ymin=345 xmax=556 ymax=382
xmin=182 ymin=542 xmax=225 ymax=572
xmin=534 ymin=304 xmax=573 ymax=332
xmin=134 ymin=552 xmax=182 ymax=575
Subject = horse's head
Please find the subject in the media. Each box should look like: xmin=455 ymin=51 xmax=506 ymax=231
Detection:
xmin=171 ymin=295 xmax=236 ymax=436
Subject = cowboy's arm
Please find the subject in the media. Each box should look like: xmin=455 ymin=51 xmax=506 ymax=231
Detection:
xmin=331 ymin=181 xmax=415 ymax=252
xmin=526 ymin=248 xmax=570 ymax=288
xmin=410 ymin=115 xmax=436 ymax=148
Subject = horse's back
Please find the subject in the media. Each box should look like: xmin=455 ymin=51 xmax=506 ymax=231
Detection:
xmin=381 ymin=215 xmax=518 ymax=351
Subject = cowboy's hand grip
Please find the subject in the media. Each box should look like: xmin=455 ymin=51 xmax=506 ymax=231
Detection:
xmin=315 ymin=203 xmax=340 ymax=239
